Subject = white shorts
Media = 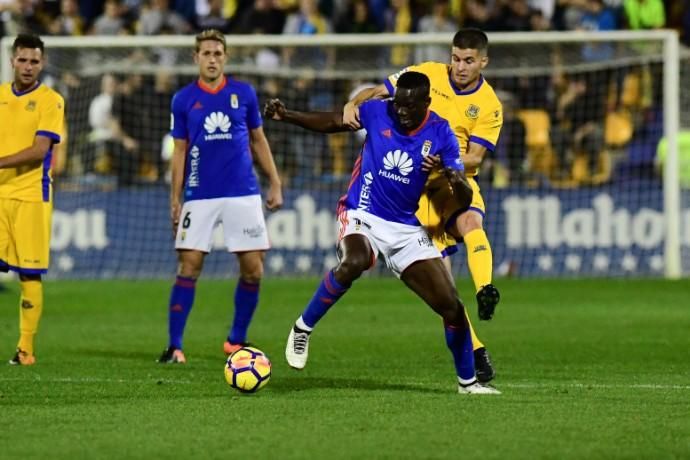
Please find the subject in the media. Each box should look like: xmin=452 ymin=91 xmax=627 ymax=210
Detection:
xmin=337 ymin=209 xmax=440 ymax=277
xmin=175 ymin=195 xmax=270 ymax=253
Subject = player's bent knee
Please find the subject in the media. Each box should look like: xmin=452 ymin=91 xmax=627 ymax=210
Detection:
xmin=457 ymin=211 xmax=483 ymax=236
xmin=336 ymin=255 xmax=369 ymax=283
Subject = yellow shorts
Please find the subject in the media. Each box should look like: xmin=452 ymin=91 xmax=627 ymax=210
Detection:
xmin=0 ymin=198 xmax=52 ymax=275
xmin=416 ymin=176 xmax=485 ymax=254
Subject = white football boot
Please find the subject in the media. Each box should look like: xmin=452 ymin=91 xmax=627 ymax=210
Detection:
xmin=285 ymin=325 xmax=311 ymax=369
xmin=458 ymin=380 xmax=501 ymax=395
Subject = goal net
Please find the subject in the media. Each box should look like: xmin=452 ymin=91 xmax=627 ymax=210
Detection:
xmin=0 ymin=31 xmax=685 ymax=279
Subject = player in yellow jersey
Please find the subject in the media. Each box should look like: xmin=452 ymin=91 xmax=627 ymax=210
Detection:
xmin=0 ymin=34 xmax=65 ymax=366
xmin=344 ymin=29 xmax=501 ymax=382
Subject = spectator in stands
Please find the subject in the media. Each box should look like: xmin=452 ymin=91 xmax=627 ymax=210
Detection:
xmin=335 ymin=0 xmax=380 ymax=33
xmin=683 ymin=0 xmax=690 ymax=46
xmin=384 ymin=0 xmax=413 ymax=66
xmin=623 ymin=0 xmax=665 ymax=29
xmin=656 ymin=130 xmax=690 ymax=188
xmin=195 ymin=0 xmax=230 ymax=32
xmin=110 ymin=74 xmax=146 ymax=186
xmin=235 ymin=0 xmax=285 ymax=34
xmin=138 ymin=0 xmax=191 ymax=34
xmin=146 ymin=71 xmax=175 ymax=181
xmin=92 ymin=0 xmax=126 ymax=35
xmin=578 ymin=0 xmax=617 ymax=61
xmin=87 ymin=73 xmax=118 ymax=175
xmin=553 ymin=0 xmax=588 ymax=30
xmin=0 ymin=1 xmax=22 ymax=38
xmin=463 ymin=0 xmax=496 ymax=30
xmin=415 ymin=0 xmax=457 ymax=62
xmin=48 ymin=0 xmax=84 ymax=35
xmin=492 ymin=0 xmax=533 ymax=31
xmin=489 ymin=91 xmax=527 ymax=186
xmin=282 ymin=0 xmax=333 ymax=67
xmin=550 ymin=71 xmax=610 ymax=184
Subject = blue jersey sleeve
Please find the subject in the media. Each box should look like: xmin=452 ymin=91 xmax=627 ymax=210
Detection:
xmin=358 ymin=100 xmax=378 ymax=131
xmin=170 ymin=92 xmax=187 ymax=139
xmin=438 ymin=123 xmax=464 ymax=172
xmin=246 ymin=85 xmax=262 ymax=130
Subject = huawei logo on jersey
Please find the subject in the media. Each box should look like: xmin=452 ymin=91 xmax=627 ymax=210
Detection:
xmin=383 ymin=150 xmax=413 ymax=176
xmin=204 ymin=111 xmax=232 ymax=140
xmin=379 ymin=150 xmax=413 ymax=184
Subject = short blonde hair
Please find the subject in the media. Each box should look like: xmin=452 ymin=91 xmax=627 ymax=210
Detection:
xmin=195 ymin=29 xmax=226 ymax=52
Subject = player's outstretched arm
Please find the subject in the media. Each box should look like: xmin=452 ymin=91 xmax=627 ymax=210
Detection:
xmin=249 ymin=126 xmax=283 ymax=211
xmin=343 ymin=84 xmax=390 ymax=129
xmin=263 ymin=98 xmax=350 ymax=134
xmin=444 ymin=168 xmax=473 ymax=211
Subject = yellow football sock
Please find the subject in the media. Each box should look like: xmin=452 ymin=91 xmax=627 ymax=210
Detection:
xmin=17 ymin=279 xmax=43 ymax=355
xmin=466 ymin=309 xmax=484 ymax=351
xmin=464 ymin=228 xmax=493 ymax=293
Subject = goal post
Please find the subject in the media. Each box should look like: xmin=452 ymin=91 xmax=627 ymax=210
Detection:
xmin=0 ymin=31 xmax=684 ymax=279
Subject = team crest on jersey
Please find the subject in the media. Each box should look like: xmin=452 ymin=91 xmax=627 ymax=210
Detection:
xmin=465 ymin=104 xmax=480 ymax=119
xmin=25 ymin=100 xmax=36 ymax=112
xmin=421 ymin=140 xmax=432 ymax=157
xmin=230 ymin=94 xmax=239 ymax=109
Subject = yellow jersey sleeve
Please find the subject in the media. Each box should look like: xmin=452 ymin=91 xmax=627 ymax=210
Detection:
xmin=384 ymin=62 xmax=439 ymax=96
xmin=37 ymin=92 xmax=65 ymax=143
xmin=468 ymin=94 xmax=502 ymax=151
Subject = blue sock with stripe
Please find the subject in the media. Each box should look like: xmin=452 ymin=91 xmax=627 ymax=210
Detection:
xmin=168 ymin=276 xmax=197 ymax=350
xmin=444 ymin=318 xmax=476 ymax=383
xmin=228 ymin=278 xmax=260 ymax=344
xmin=300 ymin=270 xmax=351 ymax=329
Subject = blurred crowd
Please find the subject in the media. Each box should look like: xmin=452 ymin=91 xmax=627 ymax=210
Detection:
xmin=2 ymin=0 xmax=688 ymax=190
xmin=0 ymin=0 xmax=688 ymax=44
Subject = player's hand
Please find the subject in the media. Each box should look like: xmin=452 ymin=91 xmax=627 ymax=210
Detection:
xmin=171 ymin=201 xmax=182 ymax=237
xmin=421 ymin=155 xmax=440 ymax=172
xmin=342 ymin=102 xmax=361 ymax=130
xmin=263 ymin=99 xmax=286 ymax=121
xmin=265 ymin=182 xmax=283 ymax=211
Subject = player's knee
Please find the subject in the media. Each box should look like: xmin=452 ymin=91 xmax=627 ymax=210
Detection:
xmin=240 ymin=265 xmax=263 ymax=284
xmin=336 ymin=254 xmax=369 ymax=282
xmin=457 ymin=211 xmax=483 ymax=236
xmin=437 ymin=295 xmax=465 ymax=325
xmin=177 ymin=260 xmax=202 ymax=279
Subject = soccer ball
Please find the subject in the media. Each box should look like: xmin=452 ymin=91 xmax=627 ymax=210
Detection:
xmin=224 ymin=346 xmax=271 ymax=393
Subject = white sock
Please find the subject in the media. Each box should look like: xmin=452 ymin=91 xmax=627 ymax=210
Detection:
xmin=459 ymin=376 xmax=478 ymax=387
xmin=295 ymin=316 xmax=313 ymax=332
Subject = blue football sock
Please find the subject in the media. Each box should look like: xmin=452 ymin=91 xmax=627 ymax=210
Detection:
xmin=168 ymin=276 xmax=197 ymax=350
xmin=228 ymin=278 xmax=260 ymax=344
xmin=301 ymin=270 xmax=351 ymax=328
xmin=444 ymin=319 xmax=476 ymax=382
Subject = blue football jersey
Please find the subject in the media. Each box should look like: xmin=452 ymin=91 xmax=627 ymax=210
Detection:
xmin=170 ymin=77 xmax=263 ymax=200
xmin=340 ymin=100 xmax=464 ymax=225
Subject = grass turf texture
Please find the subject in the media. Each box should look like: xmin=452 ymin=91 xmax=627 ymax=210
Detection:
xmin=1 ymin=278 xmax=689 ymax=459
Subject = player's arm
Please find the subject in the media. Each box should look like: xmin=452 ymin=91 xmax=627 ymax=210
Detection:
xmin=249 ymin=126 xmax=283 ymax=210
xmin=462 ymin=101 xmax=503 ymax=175
xmin=170 ymin=138 xmax=187 ymax=233
xmin=461 ymin=142 xmax=490 ymax=175
xmin=0 ymin=135 xmax=55 ymax=169
xmin=264 ymin=98 xmax=351 ymax=133
xmin=343 ymin=84 xmax=391 ymax=129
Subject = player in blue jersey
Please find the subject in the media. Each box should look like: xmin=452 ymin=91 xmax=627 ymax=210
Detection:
xmin=264 ymin=72 xmax=499 ymax=394
xmin=158 ymin=30 xmax=283 ymax=364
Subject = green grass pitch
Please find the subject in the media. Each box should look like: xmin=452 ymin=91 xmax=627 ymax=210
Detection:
xmin=1 ymin=278 xmax=689 ymax=459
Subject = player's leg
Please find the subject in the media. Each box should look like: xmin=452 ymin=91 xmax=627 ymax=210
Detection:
xmin=422 ymin=186 xmax=495 ymax=381
xmin=286 ymin=232 xmax=374 ymax=369
xmin=8 ymin=200 xmax=51 ymax=365
xmin=400 ymin=259 xmax=499 ymax=394
xmin=219 ymin=195 xmax=271 ymax=355
xmin=159 ymin=198 xmax=218 ymax=363
xmin=448 ymin=179 xmax=500 ymax=321
xmin=159 ymin=249 xmax=205 ymax=364
xmin=224 ymin=250 xmax=265 ymax=354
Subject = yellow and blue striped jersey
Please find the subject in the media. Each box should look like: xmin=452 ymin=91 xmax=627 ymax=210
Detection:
xmin=0 ymin=82 xmax=64 ymax=202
